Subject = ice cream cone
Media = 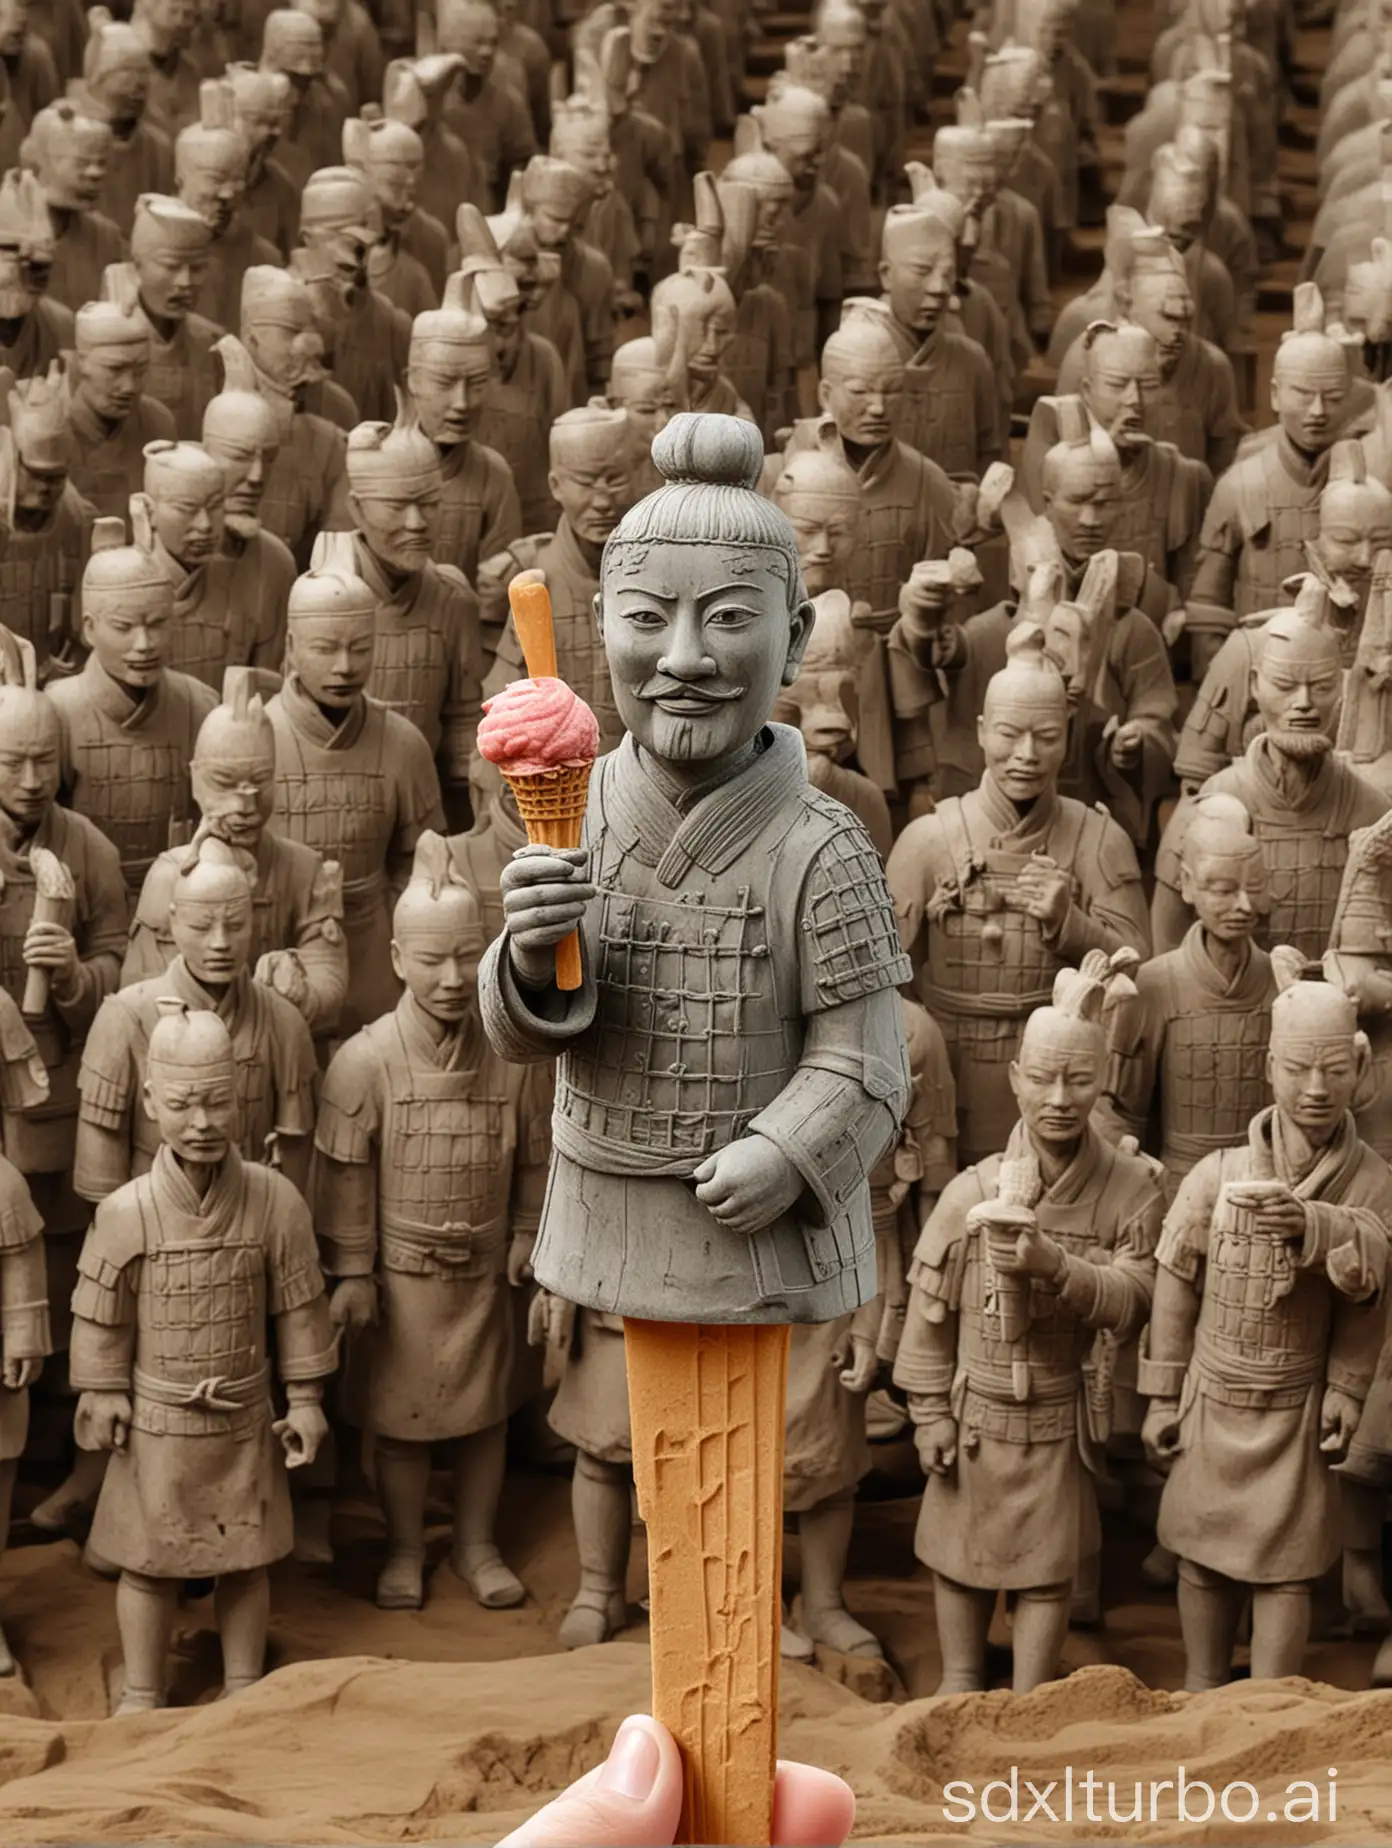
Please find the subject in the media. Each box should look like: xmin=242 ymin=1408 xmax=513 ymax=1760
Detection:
xmin=501 ymin=761 xmax=592 ymax=989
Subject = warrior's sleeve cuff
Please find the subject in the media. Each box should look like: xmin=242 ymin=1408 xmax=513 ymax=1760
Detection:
xmin=478 ymin=932 xmax=598 ymax=1066
xmin=1136 ymin=1329 xmax=1188 ymax=1400
xmin=2 ymin=1300 xmax=50 ymax=1361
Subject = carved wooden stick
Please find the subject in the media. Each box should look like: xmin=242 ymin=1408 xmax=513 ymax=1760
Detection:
xmin=625 ymin=1317 xmax=790 ymax=1846
xmin=22 ymin=846 xmax=75 ymax=1018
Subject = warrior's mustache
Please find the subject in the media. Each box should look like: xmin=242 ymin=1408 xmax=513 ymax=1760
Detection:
xmin=636 ymin=677 xmax=748 ymax=702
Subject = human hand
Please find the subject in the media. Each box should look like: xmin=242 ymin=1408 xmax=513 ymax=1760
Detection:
xmin=497 ymin=1713 xmax=856 ymax=1847
xmin=989 ymin=1223 xmax=1064 ymax=1279
xmin=1 ymin=1355 xmax=40 ymax=1390
xmin=23 ymin=919 xmax=79 ymax=985
xmin=1109 ymin=720 xmax=1143 ymax=770
xmin=329 ymin=1276 xmax=377 ymax=1334
xmin=508 ymin=1231 xmax=535 ymax=1287
xmin=256 ymin=948 xmax=311 ymax=1015
xmin=501 ymin=845 xmax=596 ymax=989
xmin=1238 ymin=1182 xmax=1309 ymax=1245
xmin=1320 ymin=1385 xmax=1362 ymax=1459
xmin=693 ymin=1134 xmax=805 ymax=1235
xmin=898 ymin=562 xmax=954 ymax=638
xmin=527 ymin=1288 xmax=576 ymax=1355
xmin=1141 ymin=1399 xmax=1183 ymax=1468
xmin=914 ymin=1415 xmax=957 ymax=1475
xmin=75 ymin=1389 xmax=131 ymax=1452
xmin=274 ymin=1402 xmax=329 ymax=1469
xmin=1010 ymin=856 xmax=1071 ymax=932
xmin=831 ymin=1333 xmax=877 ymax=1394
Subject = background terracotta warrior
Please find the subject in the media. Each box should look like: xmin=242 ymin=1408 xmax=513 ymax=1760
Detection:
xmin=1142 ymin=976 xmax=1390 ymax=1689
xmin=294 ymin=164 xmax=410 ymax=426
xmin=0 ymin=1136 xmax=46 ymax=1677
xmin=69 ymin=1002 xmax=334 ymax=1714
xmin=0 ymin=168 xmax=71 ymax=380
xmin=648 ymin=263 xmax=751 ymax=423
xmin=257 ymin=8 xmax=346 ymax=192
xmin=124 ymin=196 xmax=221 ymax=439
xmin=0 ymin=359 xmax=94 ymax=674
xmin=459 ymin=254 xmax=566 ymax=536
xmin=227 ymin=61 xmax=296 ymax=257
xmin=22 ymin=101 xmax=122 ymax=315
xmin=315 ymin=835 xmax=548 ymax=1613
xmin=715 ymin=148 xmax=797 ymax=442
xmin=76 ymin=8 xmax=171 ymax=235
xmin=66 ymin=279 xmax=176 ymax=520
xmin=481 ymin=403 xmax=635 ymax=751
xmin=125 ymin=669 xmax=346 ymax=1037
xmin=511 ymin=153 xmax=617 ymax=403
xmin=888 ymin=625 xmax=1151 ymax=1165
xmin=343 ymin=116 xmax=441 ymax=316
xmin=895 ymin=960 xmax=1162 ymax=1694
xmin=178 ymin=78 xmax=278 ymax=331
xmin=405 ymin=274 xmax=522 ymax=587
xmin=267 ymin=561 xmax=445 ymax=1030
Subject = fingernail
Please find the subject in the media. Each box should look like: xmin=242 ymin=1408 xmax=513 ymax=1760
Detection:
xmin=597 ymin=1717 xmax=661 ymax=1801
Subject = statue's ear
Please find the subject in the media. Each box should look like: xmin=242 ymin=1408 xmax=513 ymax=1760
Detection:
xmin=782 ymin=595 xmax=816 ymax=685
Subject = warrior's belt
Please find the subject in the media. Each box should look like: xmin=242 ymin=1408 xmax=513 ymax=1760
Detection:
xmin=132 ymin=1361 xmax=271 ymax=1413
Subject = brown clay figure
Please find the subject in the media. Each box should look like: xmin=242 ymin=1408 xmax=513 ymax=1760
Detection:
xmin=781 ymin=27 xmax=876 ymax=301
xmin=648 ymin=263 xmax=751 ymax=423
xmin=438 ymin=0 xmax=536 ymax=212
xmin=0 ymin=360 xmax=95 ymax=674
xmin=178 ymin=79 xmax=277 ymax=333
xmin=123 ymin=195 xmax=222 ymax=440
xmin=341 ymin=115 xmax=437 ymax=320
xmin=447 ymin=756 xmax=524 ymax=942
xmin=124 ymin=669 xmax=347 ymax=1037
xmin=314 ymin=395 xmax=483 ymax=807
xmin=1154 ymin=609 xmax=1389 ymax=960
xmin=0 ymin=1146 xmax=47 ymax=1678
xmin=257 ymin=8 xmax=346 ymax=194
xmin=481 ymin=406 xmax=634 ymax=749
xmin=314 ymin=834 xmax=547 ymax=1611
xmin=744 ymin=78 xmax=841 ymax=372
xmin=46 ymin=507 xmax=217 ymax=894
xmin=550 ymin=88 xmax=640 ymax=307
xmin=603 ymin=336 xmax=675 ymax=500
xmin=69 ymin=1001 xmax=333 ymax=1714
xmin=267 ymin=560 xmax=445 ymax=1029
xmin=894 ymin=957 xmax=1163 ymax=1693
xmin=381 ymin=54 xmax=478 ymax=236
xmin=510 ymin=155 xmax=616 ymax=402
xmin=0 ymin=0 xmax=57 ymax=134
xmin=291 ymin=0 xmax=383 ymax=119
xmin=22 ymin=101 xmax=123 ymax=316
xmin=1186 ymin=289 xmax=1355 ymax=677
xmin=295 ymin=165 xmax=410 ymax=428
xmin=877 ymin=203 xmax=1005 ymax=482
xmin=129 ymin=0 xmax=201 ymax=134
xmin=238 ymin=264 xmax=352 ymax=567
xmin=480 ymin=415 xmax=911 ymax=1841
xmin=66 ymin=279 xmax=177 ymax=520
xmin=1148 ymin=125 xmax=1259 ymax=378
xmin=0 ymin=168 xmax=72 ymax=382
xmin=573 ymin=26 xmax=675 ymax=288
xmin=1014 ymin=0 xmax=1102 ymax=234
xmin=913 ymin=136 xmax=1029 ymax=374
xmin=227 ymin=62 xmax=296 ymax=258
xmin=1141 ymin=973 xmax=1390 ymax=1688
xmin=406 ymin=273 xmax=523 ymax=587
xmin=460 ymin=256 xmax=567 ymax=537
xmin=974 ymin=39 xmax=1065 ymax=274
xmin=941 ymin=98 xmax=1054 ymax=357
xmin=888 ymin=624 xmax=1150 ymax=1164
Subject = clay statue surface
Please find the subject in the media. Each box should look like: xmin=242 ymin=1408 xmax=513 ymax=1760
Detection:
xmin=0 ymin=360 xmax=96 ymax=674
xmin=69 ymin=1001 xmax=334 ymax=1713
xmin=125 ymin=195 xmax=223 ymax=439
xmin=22 ymin=100 xmax=123 ymax=314
xmin=66 ymin=279 xmax=177 ymax=520
xmin=295 ymin=164 xmax=410 ymax=426
xmin=1141 ymin=974 xmax=1390 ymax=1689
xmin=0 ymin=168 xmax=74 ymax=383
xmin=895 ymin=955 xmax=1162 ymax=1693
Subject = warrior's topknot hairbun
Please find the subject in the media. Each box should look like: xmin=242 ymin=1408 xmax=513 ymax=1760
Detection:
xmin=653 ymin=411 xmax=764 ymax=490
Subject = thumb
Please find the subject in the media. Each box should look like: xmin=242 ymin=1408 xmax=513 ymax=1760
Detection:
xmin=498 ymin=1716 xmax=684 ymax=1848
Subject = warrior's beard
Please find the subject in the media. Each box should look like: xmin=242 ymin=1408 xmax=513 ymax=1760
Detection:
xmin=225 ymin=510 xmax=261 ymax=540
xmin=1268 ymin=727 xmax=1334 ymax=759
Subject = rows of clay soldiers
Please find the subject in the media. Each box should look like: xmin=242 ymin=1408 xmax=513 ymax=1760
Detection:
xmin=0 ymin=0 xmax=1382 ymax=1717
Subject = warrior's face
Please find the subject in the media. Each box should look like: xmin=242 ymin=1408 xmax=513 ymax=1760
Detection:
xmin=880 ymin=226 xmax=955 ymax=339
xmin=1127 ymin=269 xmax=1194 ymax=376
xmin=1316 ymin=480 xmax=1392 ymax=595
xmin=204 ymin=424 xmax=279 ymax=535
xmin=1081 ymin=327 xmax=1159 ymax=456
xmin=135 ymin=241 xmax=206 ymax=320
xmin=1252 ymin=631 xmax=1342 ymax=756
xmin=152 ymin=475 xmax=225 ymax=568
xmin=13 ymin=456 xmax=65 ymax=529
xmin=352 ymin=476 xmax=443 ymax=574
xmin=550 ymin=446 xmax=633 ymax=546
xmin=1010 ymin=1016 xmax=1104 ymax=1148
xmin=1042 ymin=447 xmax=1121 ymax=565
xmin=1180 ymin=844 xmax=1267 ymax=944
xmin=286 ymin=611 xmax=375 ymax=708
xmin=777 ymin=485 xmax=860 ymax=595
xmin=172 ymin=889 xmax=253 ymax=985
xmin=144 ymin=1060 xmax=236 ymax=1164
xmin=370 ymin=154 xmax=419 ymax=230
xmin=76 ymin=343 xmax=149 ymax=421
xmin=0 ymin=695 xmax=59 ymax=831
xmin=408 ymin=342 xmax=492 ymax=445
xmin=181 ymin=150 xmax=243 ymax=238
xmin=94 ymin=54 xmax=152 ymax=128
xmin=0 ymin=248 xmax=31 ymax=319
xmin=976 ymin=683 xmax=1068 ymax=802
xmin=763 ymin=121 xmax=825 ymax=193
xmin=1268 ymin=1033 xmax=1360 ymax=1141
xmin=607 ymin=358 xmax=679 ymax=448
xmin=0 ymin=0 xmax=30 ymax=57
xmin=192 ymin=748 xmax=276 ymax=845
xmin=601 ymin=541 xmax=813 ymax=768
xmin=772 ymin=665 xmax=857 ymax=760
xmin=1271 ymin=337 xmax=1348 ymax=456
xmin=84 ymin=595 xmax=171 ymax=687
xmin=138 ymin=0 xmax=197 ymax=56
xmin=392 ymin=906 xmax=480 ymax=1021
xmin=818 ymin=354 xmax=904 ymax=449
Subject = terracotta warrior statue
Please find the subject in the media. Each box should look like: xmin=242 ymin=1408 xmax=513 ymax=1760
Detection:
xmin=0 ymin=360 xmax=95 ymax=674
xmin=21 ymin=100 xmax=122 ymax=317
xmin=380 ymin=54 xmax=477 ymax=237
xmin=1187 ymin=288 xmax=1356 ymax=677
xmin=781 ymin=26 xmax=875 ymax=302
xmin=266 ymin=560 xmax=445 ymax=1029
xmin=603 ymin=335 xmax=675 ymax=499
xmin=1141 ymin=972 xmax=1390 ymax=1688
xmin=178 ymin=78 xmax=278 ymax=334
xmin=295 ymin=164 xmax=410 ymax=427
xmin=238 ymin=264 xmax=352 ymax=567
xmin=314 ymin=396 xmax=482 ymax=812
xmin=77 ymin=8 xmax=172 ymax=237
xmin=0 ymin=1143 xmax=46 ymax=1677
xmin=715 ymin=149 xmax=797 ymax=443
xmin=437 ymin=0 xmax=536 ymax=212
xmin=47 ymin=507 xmax=217 ymax=895
xmin=129 ymin=0 xmax=201 ymax=134
xmin=405 ymin=274 xmax=522 ymax=587
xmin=258 ymin=8 xmax=346 ymax=194
xmin=69 ymin=1001 xmax=333 ymax=1713
xmin=1154 ymin=609 xmax=1389 ymax=959
xmin=344 ymin=114 xmax=447 ymax=316
xmin=480 ymin=403 xmax=635 ymax=749
xmin=894 ymin=957 xmax=1162 ymax=1693
xmin=66 ymin=279 xmax=176 ymax=520
xmin=746 ymin=77 xmax=841 ymax=372
xmin=124 ymin=668 xmax=347 ymax=1038
xmin=315 ymin=834 xmax=548 ymax=1611
xmin=0 ymin=167 xmax=71 ymax=381
xmin=508 ymin=154 xmax=616 ymax=403
xmin=121 ymin=195 xmax=220 ymax=440
xmin=550 ymin=87 xmax=641 ymax=308
xmin=141 ymin=434 xmax=291 ymax=689
xmin=227 ymin=61 xmax=296 ymax=257
xmin=648 ymin=262 xmax=751 ymax=422
xmin=887 ymin=624 xmax=1151 ymax=1164
xmin=458 ymin=253 xmax=567 ymax=537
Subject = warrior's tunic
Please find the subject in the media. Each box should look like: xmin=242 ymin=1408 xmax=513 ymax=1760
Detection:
xmin=435 ymin=437 xmax=522 ymax=591
xmin=443 ymin=75 xmax=537 ymax=211
xmin=46 ymin=208 xmax=124 ymax=317
xmin=314 ymin=996 xmax=549 ymax=1441
xmin=771 ymin=181 xmax=843 ymax=370
xmin=197 ymin=219 xmax=281 ymax=331
xmin=260 ymin=407 xmax=352 ymax=570
xmin=96 ymin=118 xmax=174 ymax=234
xmin=479 ymin=723 xmax=912 ymax=1325
xmin=67 ymin=393 xmax=177 ymax=520
xmin=1154 ymin=737 xmax=1390 ymax=959
xmin=1104 ymin=925 xmax=1276 ymax=1198
xmin=48 ymin=656 xmax=217 ymax=892
xmin=367 ymin=235 xmax=436 ymax=319
xmin=0 ymin=1152 xmax=46 ymax=1459
xmin=143 ymin=308 xmax=225 ymax=441
xmin=158 ymin=530 xmax=295 ymax=691
xmin=888 ymin=775 xmax=1151 ymax=1163
xmin=0 ymin=483 xmax=94 ymax=671
xmin=69 ymin=1145 xmax=334 ymax=1577
xmin=882 ymin=313 xmax=1003 ymax=482
xmin=327 ymin=288 xmax=411 ymax=427
xmin=1148 ymin=1109 xmax=1389 ymax=1582
xmin=1324 ymin=833 xmax=1392 ymax=1161
xmin=75 ymin=957 xmax=318 ymax=1198
xmin=267 ymin=678 xmax=445 ymax=1027
xmin=241 ymin=155 xmax=299 ymax=258
xmin=275 ymin=77 xmax=349 ymax=192
xmin=125 ymin=831 xmax=347 ymax=1038
xmin=0 ymin=296 xmax=72 ymax=381
xmin=478 ymin=332 xmax=567 ymax=536
xmin=894 ymin=1125 xmax=1160 ymax=1587
xmin=725 ymin=281 xmax=794 ymax=446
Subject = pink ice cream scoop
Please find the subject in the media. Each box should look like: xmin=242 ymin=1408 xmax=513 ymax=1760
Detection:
xmin=477 ymin=677 xmax=600 ymax=777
